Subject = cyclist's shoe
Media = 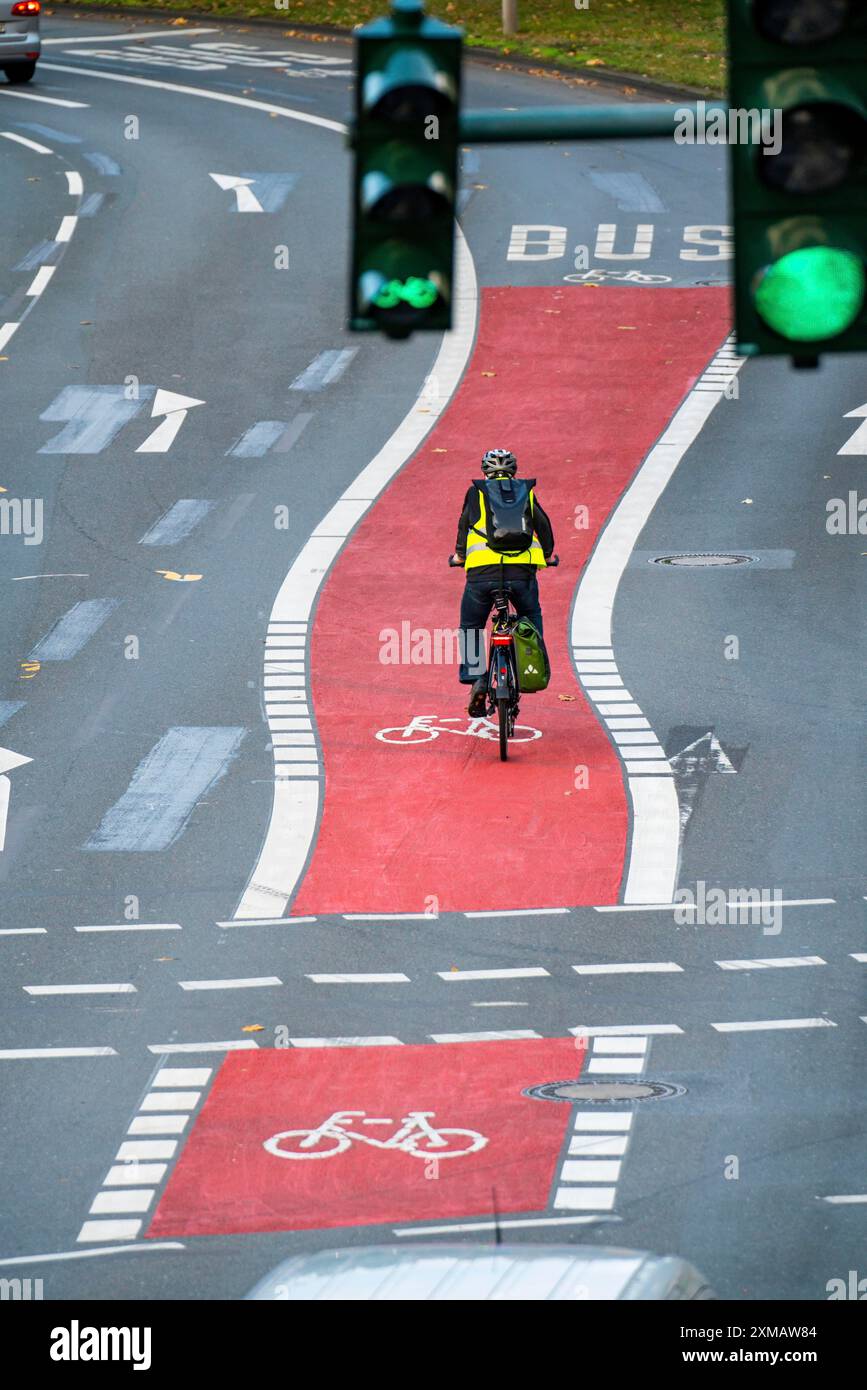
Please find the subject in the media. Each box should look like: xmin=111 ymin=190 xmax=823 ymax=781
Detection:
xmin=468 ymin=678 xmax=487 ymax=717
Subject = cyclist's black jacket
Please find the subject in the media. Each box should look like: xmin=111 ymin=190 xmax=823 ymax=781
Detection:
xmin=454 ymin=482 xmax=555 ymax=581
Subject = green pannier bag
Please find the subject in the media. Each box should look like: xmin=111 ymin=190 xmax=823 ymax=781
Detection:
xmin=512 ymin=618 xmax=550 ymax=693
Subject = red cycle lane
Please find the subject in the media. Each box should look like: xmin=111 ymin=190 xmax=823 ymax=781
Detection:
xmin=147 ymin=1037 xmax=587 ymax=1237
xmin=292 ymin=287 xmax=730 ymax=915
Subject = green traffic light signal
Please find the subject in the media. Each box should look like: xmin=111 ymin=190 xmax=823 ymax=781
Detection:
xmin=753 ymin=245 xmax=866 ymax=340
xmin=728 ymin=0 xmax=867 ymax=361
xmin=349 ymin=0 xmax=462 ymax=338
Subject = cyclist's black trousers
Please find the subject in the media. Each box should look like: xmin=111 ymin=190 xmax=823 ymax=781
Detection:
xmin=458 ymin=573 xmax=543 ymax=684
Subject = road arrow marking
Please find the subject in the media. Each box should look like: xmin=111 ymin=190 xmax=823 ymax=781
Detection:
xmin=667 ymin=729 xmax=739 ymax=834
xmin=838 ymin=402 xmax=867 ymax=455
xmin=209 ymin=172 xmax=264 ymax=212
xmin=0 ymin=745 xmax=33 ymax=852
xmin=136 ymin=389 xmax=205 ymax=454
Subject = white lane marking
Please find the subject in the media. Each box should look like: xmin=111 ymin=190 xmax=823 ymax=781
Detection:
xmin=42 ymin=62 xmax=345 ymax=136
xmin=572 ymin=961 xmax=683 ymax=975
xmin=569 ymin=1135 xmax=629 ymax=1155
xmin=139 ymin=498 xmax=215 ymax=546
xmin=153 ymin=1067 xmax=212 ymax=1087
xmin=570 ymin=1024 xmax=683 ymax=1035
xmin=24 ymin=983 xmax=135 ymax=995
xmin=26 ymin=265 xmax=56 ymax=295
xmin=438 ymin=967 xmax=550 ymax=981
xmin=591 ymin=1037 xmax=648 ymax=1054
xmin=178 ymin=976 xmax=282 ymax=990
xmin=0 ymin=1047 xmax=116 ymax=1058
xmin=55 ymin=215 xmax=78 ymax=243
xmin=75 ymin=923 xmax=181 ymax=932
xmin=289 ymin=348 xmax=358 ymax=391
xmin=570 ymin=336 xmax=747 ymax=904
xmin=135 ymin=388 xmax=205 ymax=453
xmin=89 ymin=1191 xmax=154 ymax=1215
xmin=464 ymin=907 xmax=570 ymax=918
xmin=822 ymin=1195 xmax=867 ymax=1205
xmin=42 ymin=28 xmax=221 ymax=43
xmin=209 ymin=171 xmax=264 ymax=212
xmin=573 ymin=1113 xmax=633 ymax=1131
xmin=0 ymin=131 xmax=52 ymax=153
xmin=394 ymin=1215 xmax=616 ymax=1235
xmin=429 ymin=1031 xmax=542 ymax=1042
xmin=288 ymin=1036 xmax=403 ymax=1047
xmin=85 ymin=726 xmax=245 ymax=851
xmin=715 ymin=956 xmax=826 ymax=970
xmin=560 ymin=1159 xmax=622 ymax=1183
xmin=0 ymin=91 xmax=89 ymax=107
xmin=0 ymin=323 xmax=20 ymax=350
xmin=77 ymin=1221 xmax=141 ymax=1243
xmin=0 ymin=1242 xmax=184 ymax=1266
xmin=147 ymin=1040 xmax=259 ymax=1053
xmin=0 ymin=928 xmax=46 ymax=936
xmin=139 ymin=1091 xmax=200 ymax=1111
xmin=215 ymin=917 xmax=317 ymax=927
xmin=30 ymin=598 xmax=120 ymax=661
xmin=605 ymin=717 xmax=651 ymax=729
xmin=849 ymin=954 xmax=867 ymax=963
xmin=342 ymin=912 xmax=436 ymax=921
xmin=711 ymin=1017 xmax=837 ymax=1032
xmin=116 ymin=1139 xmax=177 ymax=1161
xmin=587 ymin=1057 xmax=646 ymax=1074
xmin=594 ymin=898 xmax=836 ymax=911
xmin=235 ymin=232 xmax=476 ymax=920
xmin=306 ymin=973 xmax=410 ymax=984
xmin=554 ymin=1187 xmax=617 ymax=1211
xmin=126 ymin=1117 xmax=187 ymax=1136
xmin=472 ymin=1001 xmax=529 ymax=1007
xmin=103 ymin=1162 xmax=166 ymax=1184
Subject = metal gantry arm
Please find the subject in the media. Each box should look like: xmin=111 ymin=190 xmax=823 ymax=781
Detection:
xmin=459 ymin=102 xmax=728 ymax=144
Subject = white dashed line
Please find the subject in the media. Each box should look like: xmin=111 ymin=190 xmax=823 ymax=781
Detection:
xmin=178 ymin=977 xmax=282 ymax=991
xmin=26 ymin=265 xmax=55 ymax=296
xmin=75 ymin=923 xmax=182 ymax=933
xmin=572 ymin=961 xmax=683 ymax=975
xmin=428 ymin=1030 xmax=542 ymax=1043
xmin=148 ymin=1040 xmax=259 ymax=1054
xmin=306 ymin=973 xmax=410 ymax=984
xmin=715 ymin=956 xmax=826 ymax=970
xmin=0 ymin=131 xmax=52 ymax=153
xmin=0 ymin=323 xmax=20 ymax=351
xmin=288 ymin=1036 xmax=403 ymax=1047
xmin=437 ymin=967 xmax=550 ymax=981
xmin=0 ymin=90 xmax=89 ymax=106
xmin=463 ymin=907 xmax=570 ymax=918
xmin=570 ymin=1024 xmax=683 ymax=1036
xmin=711 ymin=1017 xmax=837 ymax=1033
xmin=24 ymin=983 xmax=135 ymax=996
xmin=0 ymin=928 xmax=47 ymax=936
xmin=65 ymin=169 xmax=84 ymax=193
xmin=55 ymin=215 xmax=78 ymax=243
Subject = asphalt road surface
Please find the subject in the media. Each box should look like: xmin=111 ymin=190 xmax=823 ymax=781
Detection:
xmin=0 ymin=13 xmax=864 ymax=1303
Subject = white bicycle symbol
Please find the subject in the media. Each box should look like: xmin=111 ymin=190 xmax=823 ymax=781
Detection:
xmin=376 ymin=714 xmax=542 ymax=744
xmin=263 ymin=1109 xmax=489 ymax=1161
xmin=563 ymin=269 xmax=672 ymax=284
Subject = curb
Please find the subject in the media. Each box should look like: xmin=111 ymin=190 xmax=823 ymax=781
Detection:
xmin=46 ymin=3 xmax=718 ymax=101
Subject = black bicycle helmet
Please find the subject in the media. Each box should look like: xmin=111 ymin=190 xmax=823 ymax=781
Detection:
xmin=481 ymin=448 xmax=518 ymax=478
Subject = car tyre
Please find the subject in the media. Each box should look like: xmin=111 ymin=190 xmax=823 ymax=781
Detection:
xmin=4 ymin=62 xmax=37 ymax=85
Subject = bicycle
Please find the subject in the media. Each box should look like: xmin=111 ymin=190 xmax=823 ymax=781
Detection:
xmin=449 ymin=553 xmax=559 ymax=762
xmin=263 ymin=1109 xmax=488 ymax=1160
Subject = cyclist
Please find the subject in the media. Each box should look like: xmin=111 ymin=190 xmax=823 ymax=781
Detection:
xmin=451 ymin=448 xmax=555 ymax=716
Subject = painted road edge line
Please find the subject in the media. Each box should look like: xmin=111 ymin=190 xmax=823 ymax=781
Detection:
xmin=570 ymin=333 xmax=747 ymax=905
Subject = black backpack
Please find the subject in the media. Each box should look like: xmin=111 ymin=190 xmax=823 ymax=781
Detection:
xmin=472 ymin=477 xmax=536 ymax=556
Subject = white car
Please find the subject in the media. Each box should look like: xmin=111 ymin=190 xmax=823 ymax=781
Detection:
xmin=0 ymin=0 xmax=40 ymax=85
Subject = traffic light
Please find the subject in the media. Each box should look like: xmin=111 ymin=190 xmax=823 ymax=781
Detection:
xmin=728 ymin=0 xmax=867 ymax=363
xmin=349 ymin=0 xmax=462 ymax=338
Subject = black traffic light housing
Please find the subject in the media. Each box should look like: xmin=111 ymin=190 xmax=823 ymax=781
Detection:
xmin=728 ymin=0 xmax=867 ymax=363
xmin=349 ymin=0 xmax=463 ymax=338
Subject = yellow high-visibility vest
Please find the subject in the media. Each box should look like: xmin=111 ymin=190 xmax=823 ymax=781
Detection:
xmin=465 ymin=486 xmax=546 ymax=569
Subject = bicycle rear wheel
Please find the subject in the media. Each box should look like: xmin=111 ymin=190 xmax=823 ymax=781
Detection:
xmin=497 ymin=696 xmax=509 ymax=761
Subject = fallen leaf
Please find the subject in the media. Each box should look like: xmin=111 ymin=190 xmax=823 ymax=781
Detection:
xmin=741 ymin=498 xmax=753 ymax=505
xmin=171 ymin=14 xmax=188 ymax=22
xmin=156 ymin=570 xmax=203 ymax=582
xmin=558 ymin=694 xmax=577 ymax=702
xmin=481 ymin=371 xmax=496 ymax=377
xmin=242 ymin=1024 xmax=265 ymax=1033
xmin=154 ymin=956 xmax=176 ymax=962
xmin=617 ymin=326 xmax=636 ymax=330
xmin=433 ymin=448 xmax=448 ymax=453
xmin=80 ymin=320 xmax=92 ymax=326
xmin=473 ymin=183 xmax=487 ymax=189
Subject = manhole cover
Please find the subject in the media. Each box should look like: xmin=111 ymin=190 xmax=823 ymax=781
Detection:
xmin=652 ymin=553 xmax=754 ymax=567
xmin=525 ymin=1080 xmax=686 ymax=1103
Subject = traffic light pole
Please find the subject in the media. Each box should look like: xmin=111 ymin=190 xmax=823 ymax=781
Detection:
xmin=459 ymin=102 xmax=727 ymax=144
